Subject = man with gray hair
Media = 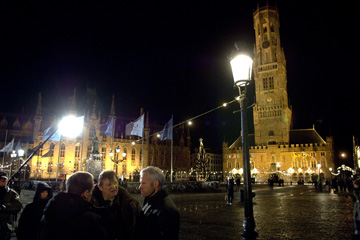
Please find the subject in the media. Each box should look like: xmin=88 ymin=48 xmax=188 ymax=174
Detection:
xmin=139 ymin=166 xmax=180 ymax=240
xmin=91 ymin=170 xmax=142 ymax=240
xmin=38 ymin=171 xmax=108 ymax=240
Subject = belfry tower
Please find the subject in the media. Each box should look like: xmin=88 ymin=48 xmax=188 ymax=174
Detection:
xmin=252 ymin=4 xmax=292 ymax=146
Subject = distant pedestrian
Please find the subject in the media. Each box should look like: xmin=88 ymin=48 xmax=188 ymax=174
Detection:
xmin=17 ymin=182 xmax=53 ymax=240
xmin=235 ymin=177 xmax=240 ymax=191
xmin=37 ymin=171 xmax=108 ymax=240
xmin=227 ymin=177 xmax=234 ymax=205
xmin=353 ymin=178 xmax=360 ymax=236
xmin=0 ymin=171 xmax=22 ymax=240
xmin=268 ymin=177 xmax=274 ymax=190
xmin=139 ymin=166 xmax=180 ymax=240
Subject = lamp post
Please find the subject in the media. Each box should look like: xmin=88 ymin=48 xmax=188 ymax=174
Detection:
xmin=329 ymin=167 xmax=333 ymax=193
xmin=10 ymin=150 xmax=17 ymax=177
xmin=229 ymin=44 xmax=257 ymax=239
xmin=317 ymin=163 xmax=322 ymax=192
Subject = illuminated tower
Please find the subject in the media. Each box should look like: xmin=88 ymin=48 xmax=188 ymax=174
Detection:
xmin=252 ymin=4 xmax=292 ymax=146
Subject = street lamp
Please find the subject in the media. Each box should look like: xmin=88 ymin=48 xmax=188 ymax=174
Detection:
xmin=10 ymin=150 xmax=17 ymax=177
xmin=229 ymin=44 xmax=257 ymax=239
xmin=110 ymin=146 xmax=121 ymax=176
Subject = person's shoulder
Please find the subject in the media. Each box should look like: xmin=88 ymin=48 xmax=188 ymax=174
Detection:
xmin=162 ymin=195 xmax=178 ymax=210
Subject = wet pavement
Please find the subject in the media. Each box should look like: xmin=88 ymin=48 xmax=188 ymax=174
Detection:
xmin=17 ymin=184 xmax=355 ymax=240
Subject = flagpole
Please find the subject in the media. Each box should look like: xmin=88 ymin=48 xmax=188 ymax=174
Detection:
xmin=141 ymin=132 xmax=144 ymax=170
xmin=170 ymin=115 xmax=173 ymax=182
xmin=80 ymin=122 xmax=85 ymax=172
xmin=111 ymin=116 xmax=114 ymax=157
xmin=1 ymin=129 xmax=8 ymax=170
xmin=55 ymin=135 xmax=62 ymax=182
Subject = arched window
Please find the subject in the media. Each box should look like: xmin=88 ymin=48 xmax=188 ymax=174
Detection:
xmin=123 ymin=148 xmax=127 ymax=161
xmin=74 ymin=160 xmax=79 ymax=172
xmin=87 ymin=145 xmax=92 ymax=157
xmin=89 ymin=125 xmax=96 ymax=138
xmin=75 ymin=144 xmax=81 ymax=158
xmin=50 ymin=143 xmax=55 ymax=157
xmin=47 ymin=161 xmax=53 ymax=173
xmin=302 ymin=158 xmax=307 ymax=168
xmin=292 ymin=159 xmax=298 ymax=168
xmin=102 ymin=147 xmax=106 ymax=160
xmin=311 ymin=159 xmax=317 ymax=168
xmin=60 ymin=143 xmax=65 ymax=158
xmin=131 ymin=148 xmax=136 ymax=160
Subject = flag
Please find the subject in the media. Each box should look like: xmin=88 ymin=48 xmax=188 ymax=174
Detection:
xmin=160 ymin=117 xmax=173 ymax=141
xmin=14 ymin=140 xmax=21 ymax=152
xmin=104 ymin=116 xmax=114 ymax=137
xmin=43 ymin=125 xmax=61 ymax=142
xmin=125 ymin=114 xmax=144 ymax=137
xmin=0 ymin=138 xmax=14 ymax=154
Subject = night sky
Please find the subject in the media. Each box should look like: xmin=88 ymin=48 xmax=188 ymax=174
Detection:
xmin=0 ymin=1 xmax=356 ymax=162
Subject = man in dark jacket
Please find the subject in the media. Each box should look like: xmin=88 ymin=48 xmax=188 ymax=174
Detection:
xmin=139 ymin=166 xmax=180 ymax=240
xmin=37 ymin=171 xmax=108 ymax=240
xmin=0 ymin=171 xmax=22 ymax=240
xmin=91 ymin=170 xmax=142 ymax=240
xmin=17 ymin=181 xmax=53 ymax=240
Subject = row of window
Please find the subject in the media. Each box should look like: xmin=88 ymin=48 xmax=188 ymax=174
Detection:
xmin=259 ymin=111 xmax=282 ymax=118
xmin=36 ymin=142 xmax=140 ymax=162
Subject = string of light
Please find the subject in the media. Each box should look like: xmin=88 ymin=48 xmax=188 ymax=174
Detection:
xmin=117 ymin=97 xmax=239 ymax=149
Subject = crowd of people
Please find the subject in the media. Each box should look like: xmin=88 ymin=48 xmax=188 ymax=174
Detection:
xmin=0 ymin=166 xmax=180 ymax=240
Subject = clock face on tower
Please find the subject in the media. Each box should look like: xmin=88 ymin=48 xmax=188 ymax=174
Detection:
xmin=262 ymin=41 xmax=270 ymax=49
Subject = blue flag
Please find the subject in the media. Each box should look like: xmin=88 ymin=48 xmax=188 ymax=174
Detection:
xmin=43 ymin=125 xmax=61 ymax=142
xmin=0 ymin=138 xmax=14 ymax=154
xmin=104 ymin=116 xmax=114 ymax=137
xmin=125 ymin=114 xmax=144 ymax=137
xmin=161 ymin=117 xmax=173 ymax=141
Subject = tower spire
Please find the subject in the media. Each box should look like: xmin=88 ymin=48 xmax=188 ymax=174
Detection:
xmin=36 ymin=92 xmax=42 ymax=116
xmin=110 ymin=94 xmax=115 ymax=116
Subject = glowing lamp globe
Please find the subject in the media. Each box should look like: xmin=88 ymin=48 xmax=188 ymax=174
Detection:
xmin=230 ymin=54 xmax=253 ymax=87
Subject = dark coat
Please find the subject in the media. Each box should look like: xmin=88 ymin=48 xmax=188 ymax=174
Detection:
xmin=142 ymin=189 xmax=180 ymax=240
xmin=37 ymin=191 xmax=108 ymax=240
xmin=17 ymin=182 xmax=53 ymax=240
xmin=91 ymin=185 xmax=142 ymax=240
xmin=0 ymin=186 xmax=22 ymax=239
xmin=227 ymin=178 xmax=234 ymax=197
xmin=0 ymin=186 xmax=22 ymax=223
xmin=354 ymin=188 xmax=360 ymax=221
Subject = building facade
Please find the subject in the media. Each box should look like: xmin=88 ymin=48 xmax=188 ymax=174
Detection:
xmin=0 ymin=90 xmax=191 ymax=181
xmin=223 ymin=4 xmax=335 ymax=183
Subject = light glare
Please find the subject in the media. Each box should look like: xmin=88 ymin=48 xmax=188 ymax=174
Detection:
xmin=58 ymin=116 xmax=84 ymax=138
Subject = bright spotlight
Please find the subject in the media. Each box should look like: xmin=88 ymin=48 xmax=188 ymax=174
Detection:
xmin=58 ymin=116 xmax=84 ymax=138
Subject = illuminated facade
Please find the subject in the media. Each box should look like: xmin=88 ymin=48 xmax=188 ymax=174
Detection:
xmin=223 ymin=4 xmax=335 ymax=183
xmin=0 ymin=90 xmax=191 ymax=181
